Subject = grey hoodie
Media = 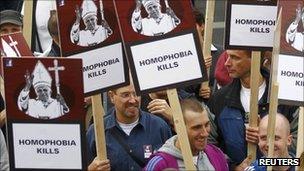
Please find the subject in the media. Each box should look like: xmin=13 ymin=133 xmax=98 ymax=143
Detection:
xmin=157 ymin=135 xmax=215 ymax=171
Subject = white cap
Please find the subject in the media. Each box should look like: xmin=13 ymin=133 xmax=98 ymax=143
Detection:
xmin=142 ymin=0 xmax=160 ymax=9
xmin=81 ymin=0 xmax=97 ymax=19
xmin=32 ymin=60 xmax=52 ymax=89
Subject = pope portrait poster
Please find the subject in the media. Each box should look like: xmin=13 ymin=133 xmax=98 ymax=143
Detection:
xmin=276 ymin=0 xmax=304 ymax=106
xmin=2 ymin=57 xmax=87 ymax=170
xmin=57 ymin=0 xmax=128 ymax=96
xmin=115 ymin=0 xmax=207 ymax=94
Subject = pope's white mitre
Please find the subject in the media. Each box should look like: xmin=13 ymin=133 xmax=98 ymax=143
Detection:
xmin=81 ymin=0 xmax=97 ymax=19
xmin=32 ymin=60 xmax=52 ymax=88
xmin=142 ymin=0 xmax=160 ymax=9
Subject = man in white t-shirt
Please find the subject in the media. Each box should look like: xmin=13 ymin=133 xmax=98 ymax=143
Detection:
xmin=131 ymin=0 xmax=180 ymax=36
xmin=286 ymin=4 xmax=304 ymax=52
xmin=208 ymin=50 xmax=299 ymax=170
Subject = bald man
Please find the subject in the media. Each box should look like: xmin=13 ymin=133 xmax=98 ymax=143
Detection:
xmin=244 ymin=113 xmax=295 ymax=171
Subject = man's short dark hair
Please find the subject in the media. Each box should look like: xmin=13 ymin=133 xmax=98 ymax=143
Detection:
xmin=180 ymin=98 xmax=204 ymax=114
xmin=193 ymin=8 xmax=205 ymax=26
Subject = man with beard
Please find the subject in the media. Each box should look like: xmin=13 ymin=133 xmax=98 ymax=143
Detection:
xmin=70 ymin=0 xmax=112 ymax=47
xmin=17 ymin=60 xmax=69 ymax=119
xmin=143 ymin=98 xmax=228 ymax=171
xmin=87 ymin=83 xmax=172 ymax=171
xmin=131 ymin=0 xmax=180 ymax=36
xmin=243 ymin=113 xmax=295 ymax=171
xmin=286 ymin=4 xmax=304 ymax=52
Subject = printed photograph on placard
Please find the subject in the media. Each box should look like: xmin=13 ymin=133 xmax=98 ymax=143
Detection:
xmin=0 ymin=32 xmax=32 ymax=57
xmin=115 ymin=0 xmax=195 ymax=43
xmin=115 ymin=0 xmax=207 ymax=94
xmin=57 ymin=0 xmax=119 ymax=56
xmin=70 ymin=0 xmax=112 ymax=47
xmin=279 ymin=0 xmax=304 ymax=56
xmin=131 ymin=0 xmax=181 ymax=37
xmin=57 ymin=0 xmax=129 ymax=96
xmin=17 ymin=60 xmax=69 ymax=120
xmin=3 ymin=57 xmax=85 ymax=121
xmin=2 ymin=57 xmax=87 ymax=170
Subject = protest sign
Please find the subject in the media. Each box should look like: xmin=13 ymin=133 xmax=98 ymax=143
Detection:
xmin=0 ymin=32 xmax=32 ymax=58
xmin=57 ymin=0 xmax=128 ymax=96
xmin=225 ymin=0 xmax=277 ymax=50
xmin=2 ymin=57 xmax=86 ymax=170
xmin=115 ymin=0 xmax=207 ymax=94
xmin=276 ymin=0 xmax=304 ymax=106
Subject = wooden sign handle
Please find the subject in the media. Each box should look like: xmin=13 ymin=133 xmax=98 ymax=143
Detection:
xmin=202 ymin=0 xmax=215 ymax=61
xmin=266 ymin=83 xmax=279 ymax=171
xmin=247 ymin=51 xmax=261 ymax=162
xmin=91 ymin=94 xmax=107 ymax=160
xmin=200 ymin=0 xmax=215 ymax=91
xmin=296 ymin=106 xmax=304 ymax=157
xmin=23 ymin=0 xmax=33 ymax=46
xmin=166 ymin=89 xmax=195 ymax=170
xmin=295 ymin=107 xmax=304 ymax=171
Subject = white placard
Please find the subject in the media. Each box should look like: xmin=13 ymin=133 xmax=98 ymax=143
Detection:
xmin=277 ymin=54 xmax=304 ymax=102
xmin=71 ymin=43 xmax=125 ymax=94
xmin=131 ymin=33 xmax=202 ymax=91
xmin=13 ymin=123 xmax=82 ymax=169
xmin=229 ymin=4 xmax=277 ymax=47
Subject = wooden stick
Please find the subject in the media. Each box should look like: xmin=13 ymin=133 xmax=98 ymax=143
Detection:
xmin=23 ymin=0 xmax=33 ymax=46
xmin=166 ymin=89 xmax=195 ymax=170
xmin=247 ymin=51 xmax=261 ymax=162
xmin=200 ymin=0 xmax=215 ymax=90
xmin=271 ymin=8 xmax=282 ymax=82
xmin=266 ymin=83 xmax=279 ymax=171
xmin=266 ymin=10 xmax=281 ymax=171
xmin=91 ymin=94 xmax=107 ymax=160
xmin=296 ymin=107 xmax=304 ymax=171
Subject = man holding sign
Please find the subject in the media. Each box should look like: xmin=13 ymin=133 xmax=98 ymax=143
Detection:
xmin=144 ymin=99 xmax=228 ymax=170
xmin=87 ymin=84 xmax=172 ymax=171
xmin=208 ymin=50 xmax=298 ymax=169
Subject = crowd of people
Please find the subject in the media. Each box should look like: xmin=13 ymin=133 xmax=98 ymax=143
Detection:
xmin=0 ymin=0 xmax=303 ymax=171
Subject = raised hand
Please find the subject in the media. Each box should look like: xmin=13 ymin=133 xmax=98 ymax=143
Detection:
xmin=24 ymin=70 xmax=33 ymax=91
xmin=75 ymin=5 xmax=82 ymax=24
xmin=294 ymin=4 xmax=302 ymax=24
xmin=101 ymin=20 xmax=113 ymax=35
xmin=135 ymin=0 xmax=142 ymax=12
xmin=56 ymin=94 xmax=68 ymax=110
xmin=147 ymin=99 xmax=173 ymax=124
xmin=166 ymin=7 xmax=180 ymax=24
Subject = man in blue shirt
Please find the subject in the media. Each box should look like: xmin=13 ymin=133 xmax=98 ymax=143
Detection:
xmin=87 ymin=84 xmax=172 ymax=171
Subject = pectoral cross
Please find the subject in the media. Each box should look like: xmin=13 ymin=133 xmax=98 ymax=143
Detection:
xmin=48 ymin=59 xmax=65 ymax=95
